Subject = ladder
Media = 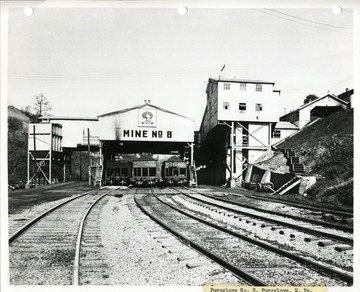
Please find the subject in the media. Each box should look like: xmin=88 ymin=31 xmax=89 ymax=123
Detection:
xmin=94 ymin=165 xmax=103 ymax=187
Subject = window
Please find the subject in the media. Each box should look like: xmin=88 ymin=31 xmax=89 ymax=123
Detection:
xmin=273 ymin=129 xmax=281 ymax=139
xmin=240 ymin=83 xmax=246 ymax=91
xmin=121 ymin=167 xmax=128 ymax=177
xmin=142 ymin=168 xmax=149 ymax=176
xmin=256 ymin=84 xmax=262 ymax=92
xmin=255 ymin=103 xmax=263 ymax=111
xmin=180 ymin=168 xmax=187 ymax=175
xmin=149 ymin=168 xmax=156 ymax=176
xmin=223 ymin=102 xmax=230 ymax=110
xmin=134 ymin=167 xmax=141 ymax=176
xmin=239 ymin=103 xmax=246 ymax=111
xmin=224 ymin=83 xmax=230 ymax=90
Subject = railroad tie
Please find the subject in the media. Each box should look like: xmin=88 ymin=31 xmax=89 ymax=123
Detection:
xmin=161 ymin=243 xmax=176 ymax=248
xmin=318 ymin=240 xmax=336 ymax=247
xmin=185 ymin=261 xmax=211 ymax=269
xmin=278 ymin=228 xmax=292 ymax=235
xmin=304 ymin=236 xmax=320 ymax=242
xmin=334 ymin=245 xmax=353 ymax=252
xmin=168 ymin=248 xmax=189 ymax=254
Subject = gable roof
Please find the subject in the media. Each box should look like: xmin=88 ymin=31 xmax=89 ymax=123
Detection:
xmin=298 ymin=94 xmax=348 ymax=111
xmin=39 ymin=116 xmax=98 ymax=121
xmin=98 ymin=103 xmax=193 ymax=121
xmin=280 ymin=93 xmax=349 ymax=119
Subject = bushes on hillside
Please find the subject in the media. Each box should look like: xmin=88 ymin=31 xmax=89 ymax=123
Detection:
xmin=312 ymin=134 xmax=353 ymax=182
xmin=307 ymin=178 xmax=353 ymax=207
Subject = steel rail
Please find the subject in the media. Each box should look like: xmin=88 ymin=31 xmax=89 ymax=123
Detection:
xmin=9 ymin=189 xmax=99 ymax=244
xmin=73 ymin=188 xmax=116 ymax=285
xmin=229 ymin=191 xmax=352 ymax=218
xmin=153 ymin=193 xmax=353 ymax=285
xmin=181 ymin=188 xmax=353 ymax=235
xmin=134 ymin=192 xmax=265 ymax=286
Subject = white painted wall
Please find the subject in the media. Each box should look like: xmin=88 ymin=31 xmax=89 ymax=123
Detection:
xmin=28 ymin=123 xmax=63 ymax=151
xmin=58 ymin=120 xmax=98 ymax=148
xmin=98 ymin=105 xmax=194 ymax=142
xmin=271 ymin=128 xmax=298 ymax=145
xmin=217 ymin=82 xmax=280 ymax=123
xmin=248 ymin=123 xmax=271 ymax=147
xmin=299 ymin=96 xmax=347 ymax=128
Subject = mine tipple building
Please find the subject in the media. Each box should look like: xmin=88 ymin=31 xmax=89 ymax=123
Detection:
xmin=198 ymin=78 xmax=281 ymax=186
xmin=27 ymin=102 xmax=195 ymax=186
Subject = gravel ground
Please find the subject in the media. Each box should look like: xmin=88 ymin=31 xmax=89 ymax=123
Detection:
xmin=99 ymin=188 xmax=244 ymax=285
xmin=138 ymin=192 xmax=346 ymax=286
xmin=168 ymin=193 xmax=353 ymax=272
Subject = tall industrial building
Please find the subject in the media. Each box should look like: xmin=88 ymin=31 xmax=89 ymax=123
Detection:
xmin=198 ymin=78 xmax=280 ymax=186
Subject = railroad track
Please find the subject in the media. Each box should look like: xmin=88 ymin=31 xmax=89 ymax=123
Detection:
xmin=181 ymin=187 xmax=353 ymax=232
xmin=135 ymin=188 xmax=352 ymax=286
xmin=243 ymin=192 xmax=353 ymax=218
xmin=171 ymin=187 xmax=353 ymax=269
xmin=209 ymin=188 xmax=353 ymax=227
xmin=9 ymin=187 xmax=117 ymax=285
xmin=175 ymin=188 xmax=353 ymax=245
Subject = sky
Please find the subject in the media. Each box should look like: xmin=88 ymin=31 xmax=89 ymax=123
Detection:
xmin=6 ymin=4 xmax=354 ymax=129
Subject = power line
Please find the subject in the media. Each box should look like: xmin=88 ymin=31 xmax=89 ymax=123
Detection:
xmin=252 ymin=9 xmax=350 ymax=33
xmin=264 ymin=9 xmax=351 ymax=30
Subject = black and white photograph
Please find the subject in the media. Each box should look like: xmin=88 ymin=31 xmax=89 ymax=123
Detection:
xmin=1 ymin=1 xmax=358 ymax=291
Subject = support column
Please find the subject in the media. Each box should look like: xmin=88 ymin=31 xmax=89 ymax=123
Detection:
xmin=190 ymin=143 xmax=194 ymax=166
xmin=49 ymin=146 xmax=52 ymax=184
xmin=88 ymin=128 xmax=91 ymax=186
xmin=228 ymin=121 xmax=236 ymax=187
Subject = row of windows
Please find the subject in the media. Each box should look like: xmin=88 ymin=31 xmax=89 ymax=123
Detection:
xmin=107 ymin=167 xmax=129 ymax=177
xmin=223 ymin=102 xmax=262 ymax=112
xmin=134 ymin=167 xmax=157 ymax=177
xmin=164 ymin=167 xmax=187 ymax=177
xmin=223 ymin=83 xmax=262 ymax=92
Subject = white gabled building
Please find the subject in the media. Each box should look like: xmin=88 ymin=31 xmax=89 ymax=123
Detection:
xmin=280 ymin=93 xmax=348 ymax=130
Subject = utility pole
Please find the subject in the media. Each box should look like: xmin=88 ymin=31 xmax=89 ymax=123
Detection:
xmin=88 ymin=128 xmax=91 ymax=185
xmin=33 ymin=125 xmax=37 ymax=187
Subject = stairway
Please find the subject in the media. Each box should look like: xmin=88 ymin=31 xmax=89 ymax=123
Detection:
xmin=283 ymin=148 xmax=305 ymax=174
xmin=94 ymin=165 xmax=103 ymax=187
xmin=271 ymin=176 xmax=301 ymax=196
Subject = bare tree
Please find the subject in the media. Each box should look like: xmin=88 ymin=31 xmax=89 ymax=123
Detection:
xmin=34 ymin=93 xmax=52 ymax=116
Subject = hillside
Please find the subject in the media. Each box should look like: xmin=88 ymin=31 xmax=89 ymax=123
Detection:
xmin=8 ymin=106 xmax=38 ymax=186
xmin=274 ymin=109 xmax=353 ymax=207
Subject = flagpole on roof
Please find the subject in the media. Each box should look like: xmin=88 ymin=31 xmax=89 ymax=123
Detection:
xmin=220 ymin=64 xmax=226 ymax=79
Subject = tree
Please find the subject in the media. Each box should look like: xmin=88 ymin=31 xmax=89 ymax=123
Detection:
xmin=34 ymin=93 xmax=52 ymax=117
xmin=303 ymin=94 xmax=319 ymax=105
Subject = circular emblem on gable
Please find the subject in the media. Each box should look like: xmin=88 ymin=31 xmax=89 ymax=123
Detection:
xmin=141 ymin=111 xmax=154 ymax=125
